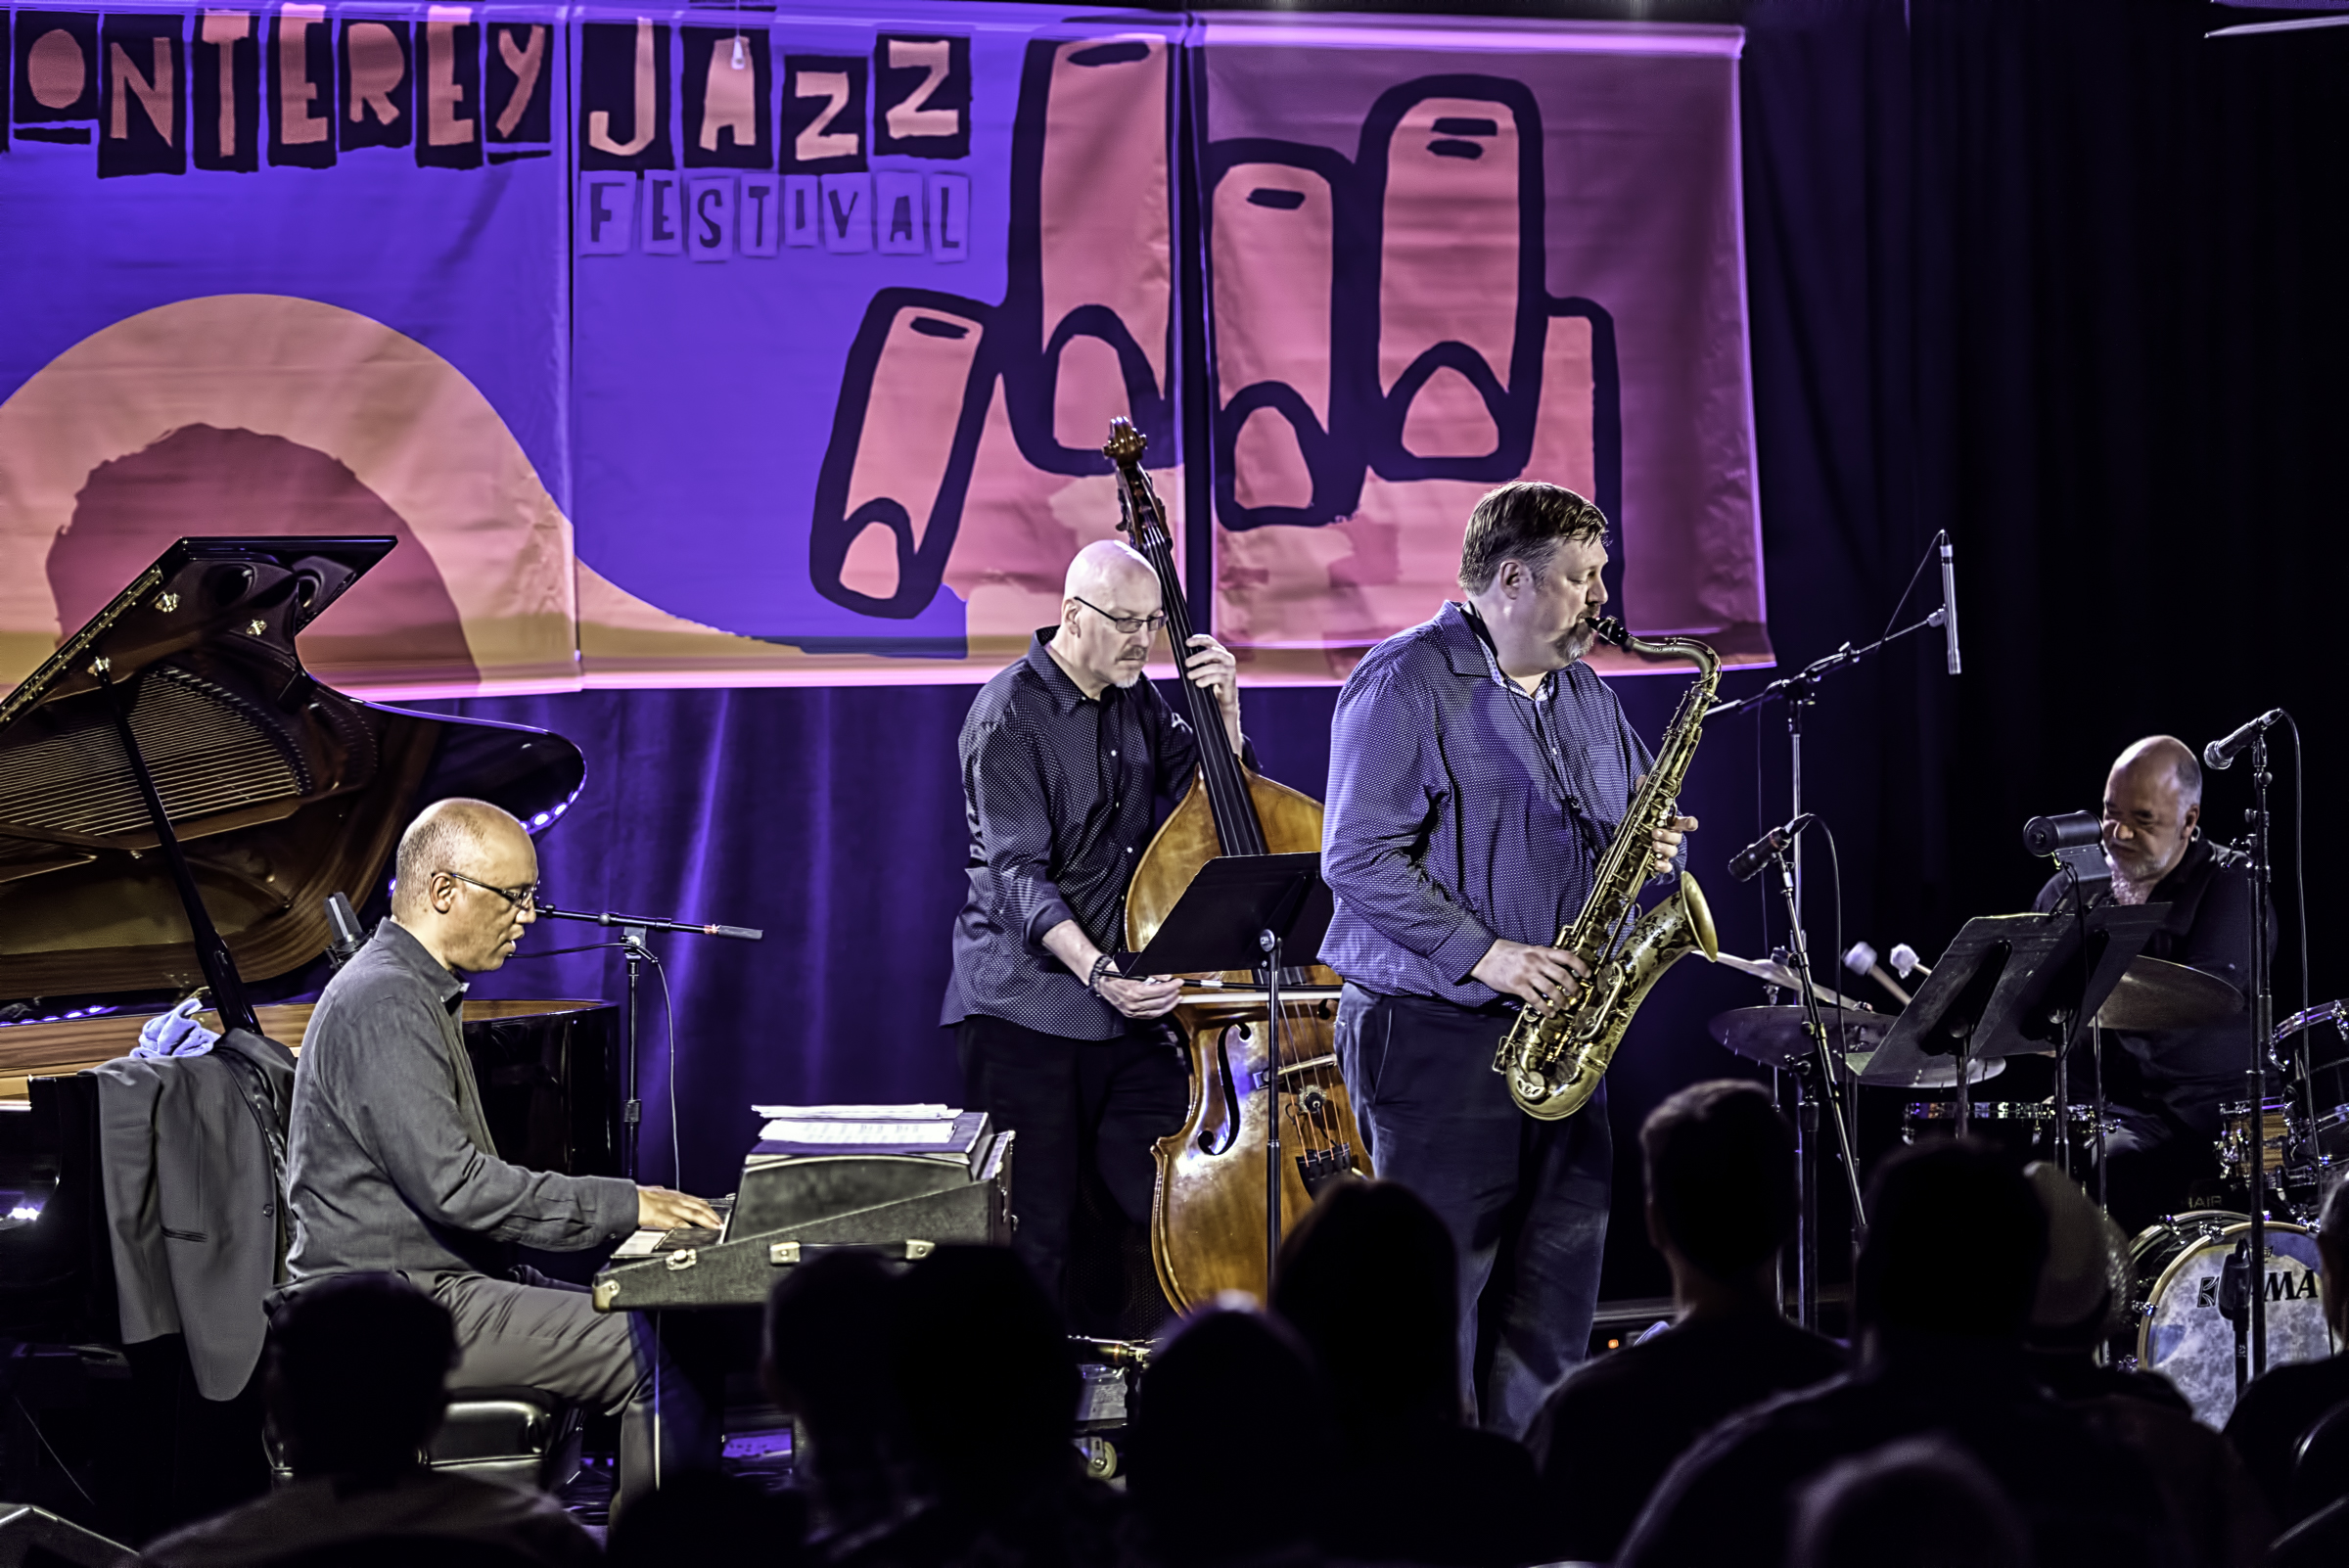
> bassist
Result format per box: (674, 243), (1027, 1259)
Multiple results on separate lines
(943, 540), (1248, 1328)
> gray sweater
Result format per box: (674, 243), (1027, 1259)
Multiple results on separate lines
(286, 920), (636, 1281)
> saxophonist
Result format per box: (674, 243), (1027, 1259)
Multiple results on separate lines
(1320, 482), (1694, 1438)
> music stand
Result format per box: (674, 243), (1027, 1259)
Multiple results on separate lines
(1868, 907), (2164, 1128)
(1124, 853), (1331, 1287)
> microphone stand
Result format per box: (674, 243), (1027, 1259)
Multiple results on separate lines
(534, 903), (763, 1181)
(1763, 841), (1868, 1329)
(2244, 732), (2277, 1379)
(1709, 604), (1947, 1314)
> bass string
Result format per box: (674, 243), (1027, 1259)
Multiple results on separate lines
(1114, 445), (1342, 1174)
(1127, 472), (1261, 849)
(1272, 989), (1349, 1160)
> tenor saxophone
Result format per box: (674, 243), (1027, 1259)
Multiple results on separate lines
(1494, 618), (1721, 1120)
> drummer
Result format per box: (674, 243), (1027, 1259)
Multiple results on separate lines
(2033, 735), (2272, 1233)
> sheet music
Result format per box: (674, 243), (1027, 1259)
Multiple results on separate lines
(759, 1119), (960, 1146)
(750, 1103), (958, 1121)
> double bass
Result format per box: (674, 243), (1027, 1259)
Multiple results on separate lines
(1101, 419), (1368, 1308)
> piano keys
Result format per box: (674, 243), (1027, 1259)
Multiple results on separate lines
(591, 1113), (1014, 1312)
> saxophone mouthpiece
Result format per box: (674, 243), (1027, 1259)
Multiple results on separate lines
(1588, 617), (1631, 650)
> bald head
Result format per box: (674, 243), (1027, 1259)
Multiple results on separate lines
(391, 799), (539, 972)
(1064, 540), (1158, 606)
(2110, 736), (2201, 808)
(2101, 736), (2202, 892)
(1049, 541), (1166, 698)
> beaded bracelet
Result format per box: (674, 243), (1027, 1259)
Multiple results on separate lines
(1087, 953), (1117, 993)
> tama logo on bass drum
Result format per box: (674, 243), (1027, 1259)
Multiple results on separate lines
(2195, 1268), (2322, 1308)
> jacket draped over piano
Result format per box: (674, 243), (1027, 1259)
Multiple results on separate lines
(93, 1027), (297, 1400)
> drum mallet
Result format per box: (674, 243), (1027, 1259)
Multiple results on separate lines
(1890, 944), (1933, 983)
(1843, 942), (1912, 1006)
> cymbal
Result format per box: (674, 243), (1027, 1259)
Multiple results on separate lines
(2095, 956), (2242, 1032)
(1847, 1047), (2007, 1089)
(1707, 1006), (1895, 1071)
(1709, 951), (1869, 1013)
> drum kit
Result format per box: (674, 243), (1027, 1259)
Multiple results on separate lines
(1706, 951), (2349, 1426)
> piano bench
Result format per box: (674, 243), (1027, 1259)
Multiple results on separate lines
(266, 1389), (583, 1494)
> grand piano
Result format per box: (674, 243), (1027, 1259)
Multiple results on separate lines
(0, 537), (617, 1352)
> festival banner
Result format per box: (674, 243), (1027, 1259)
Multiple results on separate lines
(0, 5), (1768, 697)
(1195, 15), (1770, 680)
(0, 1), (577, 696)
(568, 3), (1189, 683)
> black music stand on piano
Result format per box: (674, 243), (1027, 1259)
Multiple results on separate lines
(1867, 906), (2164, 1130)
(1123, 853), (1332, 1286)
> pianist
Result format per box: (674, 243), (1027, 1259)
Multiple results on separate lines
(284, 798), (723, 1509)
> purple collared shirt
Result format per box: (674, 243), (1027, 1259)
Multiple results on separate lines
(1318, 602), (1662, 1007)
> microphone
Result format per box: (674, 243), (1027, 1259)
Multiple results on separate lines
(1727, 812), (1816, 884)
(324, 892), (366, 969)
(2203, 710), (2284, 772)
(2023, 809), (2112, 899)
(1939, 535), (1961, 675)
(2021, 811), (2100, 856)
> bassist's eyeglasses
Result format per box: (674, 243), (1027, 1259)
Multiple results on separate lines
(1073, 597), (1169, 637)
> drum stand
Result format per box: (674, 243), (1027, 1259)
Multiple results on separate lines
(1762, 843), (1868, 1330)
(2091, 1023), (2109, 1215)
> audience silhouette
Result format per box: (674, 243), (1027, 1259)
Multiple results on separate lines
(1617, 1138), (2188, 1568)
(2019, 1162), (2270, 1567)
(140, 1272), (598, 1568)
(1126, 1307), (1333, 1568)
(604, 1469), (805, 1568)
(763, 1250), (911, 1546)
(2225, 1176), (2349, 1531)
(2268, 1402), (2349, 1566)
(1269, 1179), (1543, 1566)
(1785, 1435), (2030, 1568)
(834, 1246), (1120, 1568)
(130, 1108), (2349, 1568)
(1527, 1081), (1845, 1563)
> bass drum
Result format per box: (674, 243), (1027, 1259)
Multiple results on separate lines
(2128, 1213), (2338, 1427)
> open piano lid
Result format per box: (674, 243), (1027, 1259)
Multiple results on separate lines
(0, 536), (583, 1011)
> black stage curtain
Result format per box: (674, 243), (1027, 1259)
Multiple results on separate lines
(426, 0), (2349, 1303)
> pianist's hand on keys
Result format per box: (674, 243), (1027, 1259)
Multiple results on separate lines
(637, 1185), (723, 1232)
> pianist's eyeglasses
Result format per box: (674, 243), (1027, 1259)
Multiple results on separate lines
(438, 869), (543, 911)
(1072, 596), (1169, 637)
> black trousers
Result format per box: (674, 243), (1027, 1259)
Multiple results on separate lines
(1334, 985), (1612, 1440)
(955, 1014), (1188, 1326)
(2095, 1099), (2223, 1236)
(424, 1267), (722, 1515)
